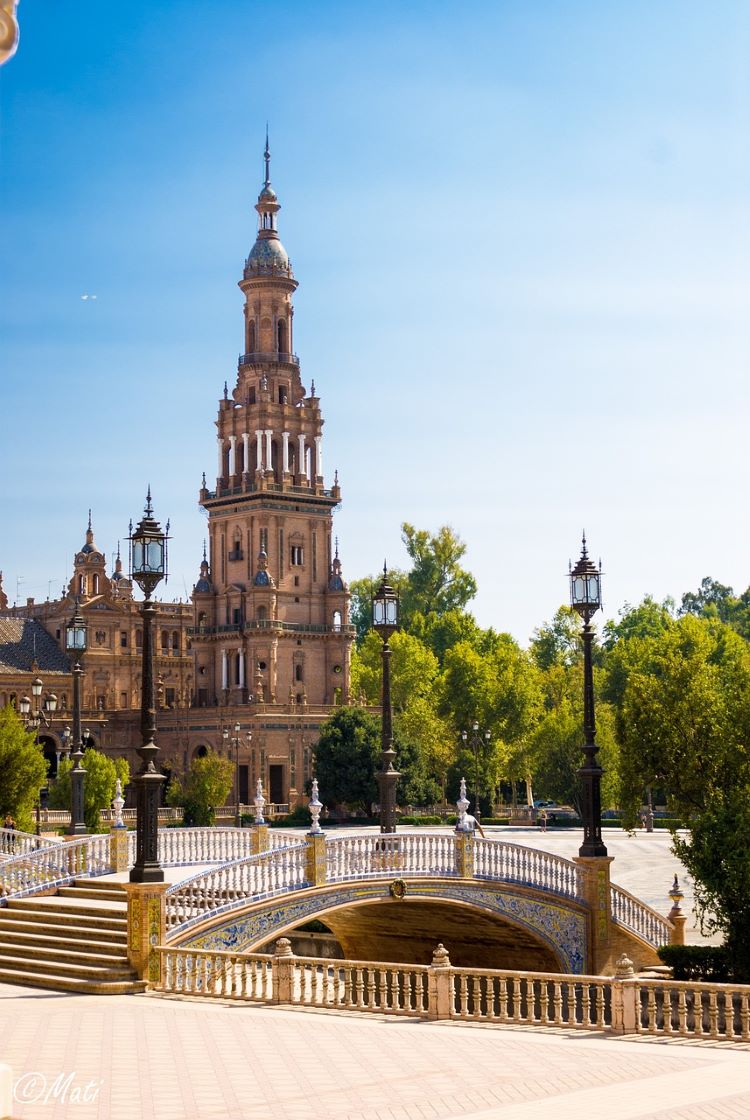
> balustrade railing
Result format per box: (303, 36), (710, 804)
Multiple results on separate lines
(154, 944), (750, 1043)
(0, 828), (61, 857)
(0, 834), (112, 899)
(156, 826), (296, 867)
(635, 977), (750, 1041)
(450, 967), (610, 1028)
(611, 884), (673, 946)
(325, 833), (458, 881)
(164, 842), (308, 933)
(474, 840), (583, 900)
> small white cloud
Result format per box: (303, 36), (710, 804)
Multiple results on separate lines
(81, 294), (88, 300)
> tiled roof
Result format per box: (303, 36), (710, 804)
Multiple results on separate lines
(0, 617), (71, 675)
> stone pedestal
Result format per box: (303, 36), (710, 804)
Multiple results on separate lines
(122, 882), (169, 984)
(573, 854), (614, 974)
(272, 938), (294, 1003)
(251, 824), (270, 854)
(109, 827), (129, 873)
(427, 944), (453, 1021)
(454, 831), (474, 878)
(305, 833), (327, 886)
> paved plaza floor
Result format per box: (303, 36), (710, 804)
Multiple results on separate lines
(0, 983), (747, 1120)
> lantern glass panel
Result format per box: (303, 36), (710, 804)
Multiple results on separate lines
(146, 540), (164, 573)
(373, 599), (385, 627)
(19, 696), (30, 716)
(588, 574), (600, 604)
(385, 599), (398, 625)
(132, 540), (146, 573)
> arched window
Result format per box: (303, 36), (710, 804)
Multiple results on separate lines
(295, 664), (303, 683)
(195, 744), (208, 759)
(161, 630), (169, 652)
(257, 605), (267, 622)
(172, 631), (180, 651)
(332, 610), (342, 632)
(78, 575), (86, 595)
(248, 320), (256, 353)
(92, 574), (100, 595)
(277, 319), (287, 355)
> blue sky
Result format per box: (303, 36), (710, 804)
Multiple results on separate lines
(2, 1), (750, 640)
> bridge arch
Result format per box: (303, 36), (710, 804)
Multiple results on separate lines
(177, 876), (588, 973)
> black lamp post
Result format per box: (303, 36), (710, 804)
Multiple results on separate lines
(223, 722), (247, 827)
(129, 489), (169, 883)
(20, 678), (58, 835)
(65, 605), (88, 836)
(569, 533), (607, 858)
(461, 720), (491, 822)
(372, 565), (399, 834)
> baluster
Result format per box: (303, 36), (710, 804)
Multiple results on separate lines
(693, 989), (704, 1037)
(722, 992), (734, 1041)
(356, 967), (365, 1010)
(646, 987), (658, 1033)
(708, 991), (719, 1039)
(740, 993), (749, 1042)
(553, 980), (563, 1026)
(458, 974), (469, 1019)
(582, 982), (591, 1027)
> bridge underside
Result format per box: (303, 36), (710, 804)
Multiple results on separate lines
(178, 878), (589, 973)
(286, 899), (560, 972)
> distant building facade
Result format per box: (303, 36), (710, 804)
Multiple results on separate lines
(1, 145), (353, 809)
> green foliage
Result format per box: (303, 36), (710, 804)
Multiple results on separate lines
(271, 804), (312, 828)
(50, 750), (130, 832)
(167, 751), (233, 826)
(314, 708), (381, 815)
(657, 944), (731, 982)
(672, 790), (750, 981)
(349, 570), (408, 646)
(399, 523), (477, 628)
(530, 607), (581, 671)
(0, 706), (50, 832)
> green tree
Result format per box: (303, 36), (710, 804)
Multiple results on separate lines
(314, 708), (381, 815)
(50, 749), (130, 832)
(672, 790), (750, 980)
(399, 523), (477, 627)
(167, 751), (233, 826)
(0, 706), (50, 832)
(530, 607), (581, 671)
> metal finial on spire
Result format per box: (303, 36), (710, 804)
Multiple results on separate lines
(87, 509), (92, 532)
(145, 486), (153, 516)
(202, 540), (207, 563)
(334, 537), (339, 559)
(223, 380), (228, 400)
(264, 125), (271, 187)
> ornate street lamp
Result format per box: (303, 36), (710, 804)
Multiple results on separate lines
(128, 488), (169, 883)
(372, 564), (399, 834)
(20, 677), (58, 835)
(569, 533), (607, 858)
(223, 722), (247, 827)
(65, 602), (88, 835)
(461, 720), (491, 823)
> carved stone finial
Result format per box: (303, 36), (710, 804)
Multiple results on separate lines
(431, 943), (451, 968)
(254, 778), (266, 825)
(615, 953), (634, 978)
(455, 777), (470, 832)
(274, 937), (293, 958)
(308, 778), (323, 835)
(112, 778), (125, 828)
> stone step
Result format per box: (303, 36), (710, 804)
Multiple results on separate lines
(0, 952), (134, 982)
(0, 941), (131, 969)
(3, 901), (127, 929)
(58, 885), (129, 903)
(0, 966), (147, 995)
(71, 878), (128, 893)
(0, 916), (126, 944)
(0, 928), (127, 956)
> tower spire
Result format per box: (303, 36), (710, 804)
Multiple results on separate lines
(264, 124), (271, 188)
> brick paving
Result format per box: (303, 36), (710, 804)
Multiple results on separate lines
(0, 985), (747, 1120)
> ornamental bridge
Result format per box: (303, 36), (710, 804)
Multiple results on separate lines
(0, 825), (680, 981)
(158, 828), (678, 977)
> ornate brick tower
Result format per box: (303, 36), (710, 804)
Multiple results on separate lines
(190, 139), (352, 805)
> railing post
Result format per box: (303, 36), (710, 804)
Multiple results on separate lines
(272, 937), (295, 1004)
(573, 854), (614, 973)
(427, 943), (453, 1021)
(668, 875), (687, 946)
(305, 833), (327, 886)
(122, 882), (169, 985)
(454, 831), (474, 878)
(109, 827), (129, 873)
(610, 953), (638, 1034)
(251, 824), (270, 855)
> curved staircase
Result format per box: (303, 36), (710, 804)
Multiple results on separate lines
(0, 879), (146, 994)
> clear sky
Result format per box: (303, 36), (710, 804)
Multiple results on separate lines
(2, 1), (749, 643)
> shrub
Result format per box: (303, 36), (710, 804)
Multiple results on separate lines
(657, 944), (731, 982)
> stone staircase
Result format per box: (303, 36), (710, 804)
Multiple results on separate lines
(0, 879), (147, 994)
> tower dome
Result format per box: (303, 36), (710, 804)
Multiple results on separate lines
(243, 131), (294, 281)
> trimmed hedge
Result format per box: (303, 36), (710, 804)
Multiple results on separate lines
(657, 944), (730, 982)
